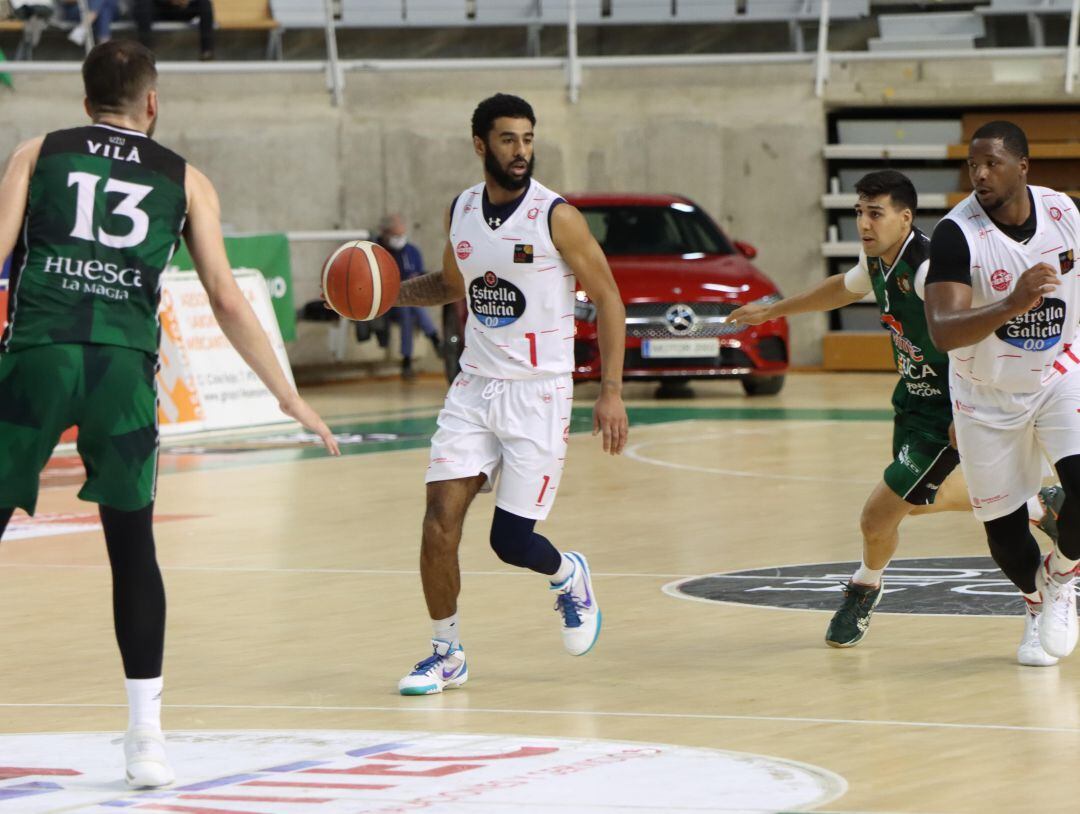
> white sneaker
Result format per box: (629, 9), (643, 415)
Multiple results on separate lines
(1017, 610), (1059, 666)
(398, 639), (468, 696)
(67, 24), (87, 47)
(1035, 554), (1079, 659)
(124, 727), (174, 788)
(551, 551), (601, 656)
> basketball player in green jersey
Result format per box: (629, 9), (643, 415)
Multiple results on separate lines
(0, 41), (340, 787)
(731, 170), (1061, 661)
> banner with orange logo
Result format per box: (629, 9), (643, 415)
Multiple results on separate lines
(158, 269), (295, 435)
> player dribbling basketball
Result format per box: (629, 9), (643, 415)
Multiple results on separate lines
(390, 93), (629, 695)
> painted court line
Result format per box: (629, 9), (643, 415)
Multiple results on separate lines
(0, 702), (1072, 736)
(625, 435), (879, 485)
(0, 563), (696, 578)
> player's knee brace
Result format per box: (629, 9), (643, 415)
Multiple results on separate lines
(984, 504), (1041, 594)
(489, 507), (561, 575)
(1053, 454), (1080, 559)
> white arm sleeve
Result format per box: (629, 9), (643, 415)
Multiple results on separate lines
(913, 259), (929, 300)
(842, 248), (872, 295)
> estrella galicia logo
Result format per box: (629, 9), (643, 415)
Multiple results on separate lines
(995, 296), (1066, 352)
(665, 557), (1028, 616)
(469, 271), (526, 328)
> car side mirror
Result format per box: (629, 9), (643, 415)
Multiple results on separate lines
(734, 240), (757, 260)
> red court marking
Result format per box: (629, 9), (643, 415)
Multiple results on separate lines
(245, 780), (393, 790)
(372, 746), (557, 762)
(0, 767), (81, 780)
(305, 764), (478, 778)
(138, 805), (267, 814)
(182, 794), (333, 804)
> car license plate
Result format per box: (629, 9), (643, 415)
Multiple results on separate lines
(641, 338), (719, 358)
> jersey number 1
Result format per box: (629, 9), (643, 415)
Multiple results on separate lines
(525, 332), (538, 367)
(68, 171), (153, 250)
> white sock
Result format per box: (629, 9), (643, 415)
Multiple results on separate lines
(432, 614), (460, 647)
(550, 553), (575, 586)
(851, 562), (885, 587)
(1048, 549), (1080, 584)
(126, 677), (163, 733)
(1027, 496), (1046, 524)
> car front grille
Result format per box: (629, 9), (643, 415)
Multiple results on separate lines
(625, 301), (744, 338)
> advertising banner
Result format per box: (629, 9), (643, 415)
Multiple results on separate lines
(157, 269), (295, 435)
(171, 233), (297, 341)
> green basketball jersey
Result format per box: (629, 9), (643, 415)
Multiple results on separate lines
(865, 228), (952, 436)
(2, 124), (188, 355)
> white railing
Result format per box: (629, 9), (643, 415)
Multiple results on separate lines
(5, 2), (1079, 101)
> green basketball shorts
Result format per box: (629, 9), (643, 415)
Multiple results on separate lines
(884, 413), (960, 506)
(0, 343), (159, 515)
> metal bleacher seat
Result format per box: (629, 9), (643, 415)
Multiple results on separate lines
(339, 0), (405, 27)
(402, 0), (469, 26)
(869, 10), (985, 51)
(604, 1), (675, 23)
(269, 0), (329, 28)
(539, 0), (605, 24)
(745, 0), (868, 20)
(473, 0), (543, 25)
(674, 0), (738, 21)
(976, 0), (1072, 47)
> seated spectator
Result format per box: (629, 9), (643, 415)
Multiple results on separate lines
(133, 0), (214, 60)
(378, 213), (440, 380)
(57, 0), (119, 46)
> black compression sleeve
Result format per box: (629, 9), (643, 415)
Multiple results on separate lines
(927, 219), (972, 286)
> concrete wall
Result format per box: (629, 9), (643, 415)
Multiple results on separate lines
(0, 54), (1069, 368)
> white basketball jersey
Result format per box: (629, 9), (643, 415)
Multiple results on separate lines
(942, 186), (1080, 395)
(451, 179), (577, 380)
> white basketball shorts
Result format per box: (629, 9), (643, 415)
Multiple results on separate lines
(953, 363), (1080, 521)
(426, 372), (573, 520)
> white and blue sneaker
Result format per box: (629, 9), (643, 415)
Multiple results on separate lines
(551, 551), (601, 656)
(398, 639), (468, 696)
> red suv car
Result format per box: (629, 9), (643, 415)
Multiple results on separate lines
(442, 193), (789, 395)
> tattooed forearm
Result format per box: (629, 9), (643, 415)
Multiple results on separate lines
(395, 271), (459, 307)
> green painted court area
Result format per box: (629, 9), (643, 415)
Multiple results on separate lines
(152, 404), (895, 475)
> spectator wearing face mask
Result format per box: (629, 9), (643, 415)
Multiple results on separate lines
(378, 213), (440, 380)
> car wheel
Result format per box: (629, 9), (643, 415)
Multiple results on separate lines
(442, 304), (464, 384)
(655, 380), (694, 399)
(742, 374), (785, 396)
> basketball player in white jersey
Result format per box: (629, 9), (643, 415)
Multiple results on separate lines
(925, 120), (1080, 663)
(390, 94), (628, 694)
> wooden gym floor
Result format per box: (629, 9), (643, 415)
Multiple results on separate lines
(0, 372), (1072, 813)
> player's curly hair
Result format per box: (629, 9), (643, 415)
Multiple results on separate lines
(471, 94), (536, 141)
(854, 170), (918, 214)
(971, 120), (1029, 159)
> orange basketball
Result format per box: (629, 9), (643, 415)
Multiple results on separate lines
(320, 240), (401, 321)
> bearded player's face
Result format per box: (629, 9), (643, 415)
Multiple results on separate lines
(968, 138), (1027, 214)
(477, 117), (535, 192)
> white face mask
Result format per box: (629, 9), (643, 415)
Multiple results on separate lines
(387, 234), (408, 251)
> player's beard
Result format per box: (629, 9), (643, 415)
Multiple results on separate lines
(486, 150), (534, 192)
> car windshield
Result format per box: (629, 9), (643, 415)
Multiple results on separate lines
(578, 204), (735, 257)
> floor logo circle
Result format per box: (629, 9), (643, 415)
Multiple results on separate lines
(0, 729), (845, 813)
(665, 556), (1028, 617)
